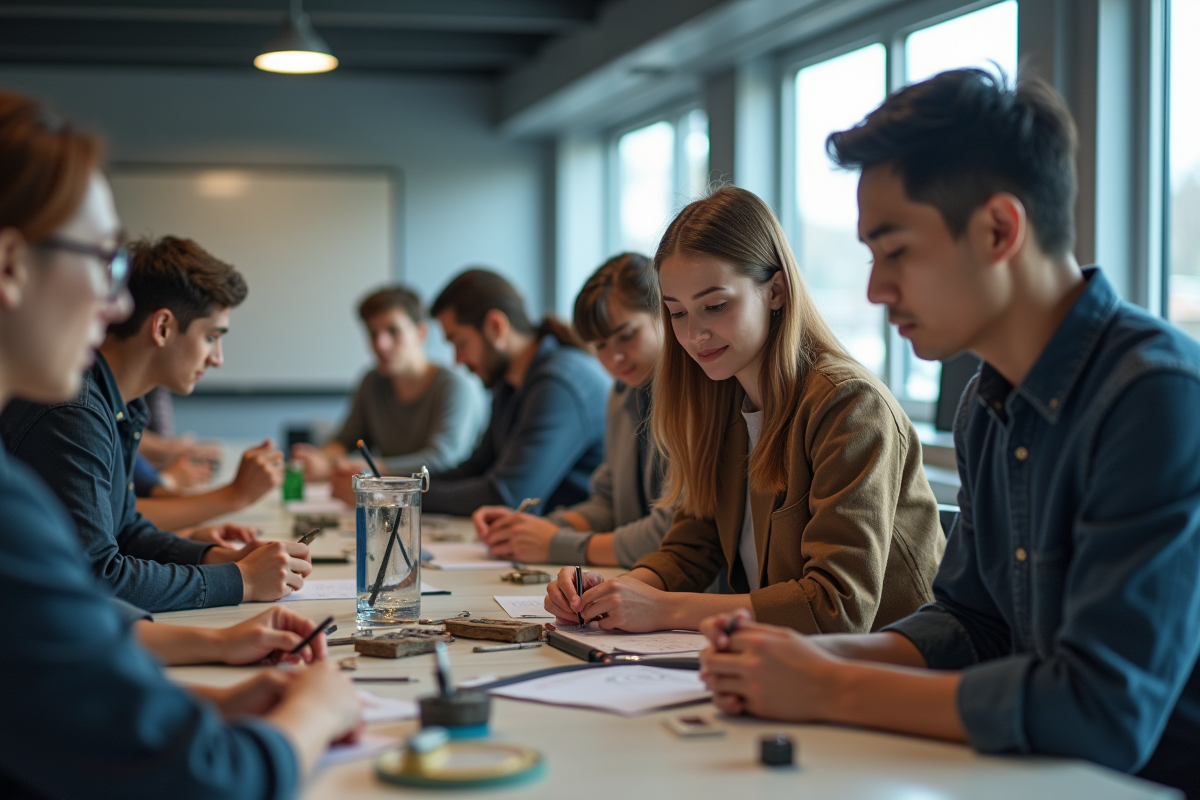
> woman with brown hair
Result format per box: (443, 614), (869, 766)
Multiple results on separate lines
(474, 252), (675, 566)
(545, 186), (943, 633)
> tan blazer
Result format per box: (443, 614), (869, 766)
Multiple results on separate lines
(633, 354), (944, 633)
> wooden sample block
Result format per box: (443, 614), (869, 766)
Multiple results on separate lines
(355, 629), (451, 659)
(443, 618), (545, 643)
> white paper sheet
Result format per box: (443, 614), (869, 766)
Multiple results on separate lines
(318, 733), (399, 768)
(283, 499), (352, 515)
(550, 625), (708, 655)
(490, 665), (710, 716)
(278, 578), (447, 602)
(493, 595), (554, 619)
(356, 689), (418, 724)
(423, 542), (511, 570)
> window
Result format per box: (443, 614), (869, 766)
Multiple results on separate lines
(896, 0), (1019, 402)
(789, 1), (1017, 409)
(794, 44), (888, 376)
(613, 109), (709, 258)
(1167, 0), (1200, 339)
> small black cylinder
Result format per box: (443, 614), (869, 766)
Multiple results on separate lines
(760, 733), (795, 767)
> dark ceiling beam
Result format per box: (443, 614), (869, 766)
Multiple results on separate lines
(0, 0), (599, 33)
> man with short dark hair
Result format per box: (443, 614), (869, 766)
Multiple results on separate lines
(293, 284), (485, 490)
(0, 235), (312, 612)
(422, 268), (610, 516)
(696, 69), (1200, 797)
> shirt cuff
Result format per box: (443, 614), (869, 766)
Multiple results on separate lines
(110, 597), (153, 626)
(881, 605), (980, 670)
(201, 562), (245, 607)
(548, 529), (593, 565)
(162, 535), (216, 565)
(957, 653), (1034, 754)
(233, 718), (301, 800)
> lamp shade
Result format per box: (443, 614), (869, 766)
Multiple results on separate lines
(255, 11), (337, 74)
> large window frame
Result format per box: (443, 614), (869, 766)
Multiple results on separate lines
(605, 103), (709, 259)
(779, 0), (1017, 422)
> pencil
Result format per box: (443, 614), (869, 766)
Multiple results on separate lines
(290, 614), (335, 655)
(356, 439), (382, 478)
(296, 527), (322, 545)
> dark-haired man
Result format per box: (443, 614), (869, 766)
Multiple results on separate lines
(295, 284), (484, 486)
(697, 69), (1200, 797)
(419, 268), (609, 516)
(0, 236), (312, 612)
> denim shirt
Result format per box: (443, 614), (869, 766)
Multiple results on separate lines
(885, 269), (1200, 795)
(0, 354), (243, 611)
(423, 334), (610, 515)
(0, 444), (297, 800)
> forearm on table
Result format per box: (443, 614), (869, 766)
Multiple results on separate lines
(137, 484), (246, 531)
(135, 620), (221, 666)
(814, 631), (930, 668)
(663, 591), (754, 630)
(823, 659), (966, 743)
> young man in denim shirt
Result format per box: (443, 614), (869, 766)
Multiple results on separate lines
(0, 236), (311, 612)
(696, 70), (1200, 797)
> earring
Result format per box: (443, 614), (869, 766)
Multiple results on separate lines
(771, 308), (782, 319)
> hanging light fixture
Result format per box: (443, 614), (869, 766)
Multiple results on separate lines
(254, 0), (338, 74)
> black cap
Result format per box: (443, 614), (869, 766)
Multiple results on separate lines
(760, 733), (795, 767)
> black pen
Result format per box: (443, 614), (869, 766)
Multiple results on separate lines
(297, 527), (322, 545)
(721, 615), (740, 652)
(356, 439), (383, 478)
(290, 615), (335, 655)
(574, 566), (585, 625)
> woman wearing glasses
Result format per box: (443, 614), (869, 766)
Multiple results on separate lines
(0, 90), (359, 799)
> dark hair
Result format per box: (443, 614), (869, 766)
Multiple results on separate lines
(358, 284), (423, 325)
(0, 90), (103, 243)
(107, 235), (248, 340)
(431, 267), (582, 349)
(826, 69), (1078, 257)
(573, 253), (655, 342)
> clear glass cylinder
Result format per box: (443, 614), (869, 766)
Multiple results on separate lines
(354, 472), (426, 629)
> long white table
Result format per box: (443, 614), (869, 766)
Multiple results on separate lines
(154, 482), (1178, 800)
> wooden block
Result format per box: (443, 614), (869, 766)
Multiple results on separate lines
(443, 618), (545, 643)
(355, 629), (451, 659)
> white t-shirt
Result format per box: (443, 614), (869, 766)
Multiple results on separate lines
(740, 404), (765, 591)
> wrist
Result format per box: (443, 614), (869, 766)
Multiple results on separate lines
(818, 654), (860, 725)
(220, 480), (252, 509)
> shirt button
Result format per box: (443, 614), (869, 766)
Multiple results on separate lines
(1048, 398), (1059, 409)
(134, 431), (141, 440)
(127, 482), (134, 492)
(1015, 548), (1028, 562)
(1015, 446), (1029, 461)
(115, 411), (124, 421)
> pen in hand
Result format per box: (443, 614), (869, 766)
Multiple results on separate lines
(721, 615), (740, 652)
(574, 566), (585, 626)
(289, 615), (335, 656)
(296, 527), (322, 545)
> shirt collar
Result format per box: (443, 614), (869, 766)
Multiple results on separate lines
(92, 352), (150, 429)
(977, 267), (1119, 424)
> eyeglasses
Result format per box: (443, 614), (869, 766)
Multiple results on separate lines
(34, 236), (130, 301)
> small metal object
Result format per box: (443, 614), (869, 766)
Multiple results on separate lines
(419, 611), (470, 625)
(501, 569), (551, 585)
(760, 733), (795, 767)
(512, 497), (541, 515)
(472, 642), (543, 653)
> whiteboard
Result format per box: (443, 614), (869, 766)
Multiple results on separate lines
(109, 166), (397, 390)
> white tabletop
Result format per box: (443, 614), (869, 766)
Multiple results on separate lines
(155, 483), (1178, 800)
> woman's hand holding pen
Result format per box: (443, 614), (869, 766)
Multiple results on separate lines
(214, 607), (329, 665)
(545, 566), (604, 624)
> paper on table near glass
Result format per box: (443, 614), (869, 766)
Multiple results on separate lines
(357, 689), (418, 724)
(493, 595), (554, 619)
(279, 578), (448, 602)
(550, 623), (708, 655)
(318, 733), (399, 769)
(423, 541), (512, 570)
(489, 665), (710, 716)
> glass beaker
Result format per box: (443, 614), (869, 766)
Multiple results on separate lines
(354, 469), (428, 629)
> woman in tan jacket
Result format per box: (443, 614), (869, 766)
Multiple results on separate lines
(545, 186), (944, 634)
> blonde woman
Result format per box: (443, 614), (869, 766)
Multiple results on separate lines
(545, 187), (943, 633)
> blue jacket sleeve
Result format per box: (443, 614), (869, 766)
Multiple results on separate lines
(957, 373), (1200, 771)
(422, 376), (596, 515)
(13, 404), (243, 612)
(0, 468), (297, 800)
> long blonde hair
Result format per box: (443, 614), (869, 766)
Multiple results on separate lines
(652, 187), (848, 518)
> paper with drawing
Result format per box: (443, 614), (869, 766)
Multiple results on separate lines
(494, 595), (553, 619)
